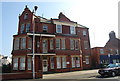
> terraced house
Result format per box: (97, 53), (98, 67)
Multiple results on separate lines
(11, 6), (91, 78)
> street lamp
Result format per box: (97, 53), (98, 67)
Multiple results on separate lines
(32, 6), (38, 79)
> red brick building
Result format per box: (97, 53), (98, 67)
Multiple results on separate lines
(11, 6), (91, 78)
(92, 31), (120, 68)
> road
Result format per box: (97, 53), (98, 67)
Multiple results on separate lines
(3, 69), (120, 81)
(43, 69), (119, 79)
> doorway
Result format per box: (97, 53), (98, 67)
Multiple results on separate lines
(43, 60), (48, 72)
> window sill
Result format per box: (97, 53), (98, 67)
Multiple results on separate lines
(20, 68), (25, 70)
(86, 64), (89, 65)
(13, 69), (18, 70)
(72, 67), (81, 68)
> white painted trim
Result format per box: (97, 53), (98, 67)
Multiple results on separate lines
(27, 53), (56, 56)
(27, 33), (55, 37)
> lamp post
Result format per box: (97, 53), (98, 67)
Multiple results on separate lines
(32, 6), (38, 79)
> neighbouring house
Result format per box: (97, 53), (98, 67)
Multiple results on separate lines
(0, 55), (12, 66)
(92, 31), (120, 68)
(11, 6), (91, 79)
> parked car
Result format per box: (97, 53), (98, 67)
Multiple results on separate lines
(98, 63), (120, 77)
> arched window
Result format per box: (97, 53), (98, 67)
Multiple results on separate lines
(24, 13), (28, 19)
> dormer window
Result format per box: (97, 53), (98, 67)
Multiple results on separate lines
(70, 26), (75, 34)
(24, 13), (28, 19)
(56, 24), (62, 33)
(43, 25), (48, 32)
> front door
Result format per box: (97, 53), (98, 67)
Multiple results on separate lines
(42, 39), (48, 53)
(43, 60), (48, 72)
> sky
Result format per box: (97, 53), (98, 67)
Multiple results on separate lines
(1, 0), (119, 56)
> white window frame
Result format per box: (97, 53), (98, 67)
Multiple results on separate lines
(72, 57), (75, 68)
(56, 39), (60, 49)
(24, 13), (28, 19)
(43, 25), (48, 32)
(20, 24), (24, 33)
(28, 38), (32, 49)
(57, 57), (61, 69)
(50, 56), (54, 69)
(14, 38), (19, 50)
(75, 40), (79, 50)
(61, 39), (65, 49)
(20, 57), (25, 70)
(21, 38), (26, 49)
(100, 49), (104, 54)
(76, 57), (80, 67)
(83, 30), (87, 36)
(27, 57), (31, 70)
(70, 39), (74, 50)
(50, 39), (54, 50)
(26, 23), (30, 32)
(85, 56), (89, 64)
(56, 24), (62, 33)
(62, 57), (66, 68)
(70, 26), (76, 34)
(13, 57), (18, 70)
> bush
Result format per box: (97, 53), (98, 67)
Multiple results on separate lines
(2, 64), (11, 73)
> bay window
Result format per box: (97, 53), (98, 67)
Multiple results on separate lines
(13, 57), (18, 70)
(75, 40), (79, 50)
(21, 38), (26, 49)
(20, 24), (24, 33)
(27, 57), (31, 70)
(62, 57), (66, 68)
(61, 39), (65, 49)
(72, 56), (80, 68)
(28, 38), (32, 49)
(26, 23), (30, 32)
(14, 38), (19, 50)
(70, 39), (75, 50)
(72, 57), (75, 67)
(50, 57), (54, 69)
(56, 39), (60, 49)
(76, 57), (80, 67)
(57, 57), (61, 69)
(50, 39), (54, 50)
(20, 57), (25, 70)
